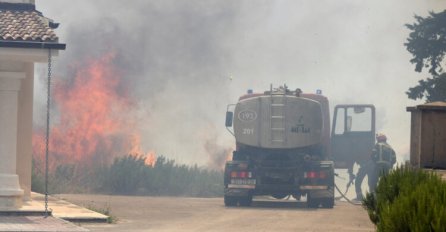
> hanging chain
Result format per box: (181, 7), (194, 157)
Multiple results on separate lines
(44, 48), (52, 217)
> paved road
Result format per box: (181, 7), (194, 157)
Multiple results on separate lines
(57, 194), (374, 232)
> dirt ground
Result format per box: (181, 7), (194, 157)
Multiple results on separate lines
(56, 194), (375, 232)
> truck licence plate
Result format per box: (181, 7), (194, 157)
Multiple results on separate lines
(230, 178), (256, 185)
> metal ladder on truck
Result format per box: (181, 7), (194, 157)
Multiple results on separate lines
(270, 85), (287, 145)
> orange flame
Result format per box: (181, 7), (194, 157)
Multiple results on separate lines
(144, 151), (157, 167)
(33, 52), (154, 168)
(128, 134), (157, 167)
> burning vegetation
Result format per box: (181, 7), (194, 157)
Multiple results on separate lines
(33, 52), (155, 170)
(31, 51), (224, 196)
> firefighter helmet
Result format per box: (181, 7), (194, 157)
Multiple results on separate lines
(376, 133), (387, 142)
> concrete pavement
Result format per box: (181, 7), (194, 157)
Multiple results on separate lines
(0, 192), (108, 231)
(0, 216), (88, 232)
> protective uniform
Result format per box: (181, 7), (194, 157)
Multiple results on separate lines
(369, 134), (396, 193)
(353, 159), (374, 201)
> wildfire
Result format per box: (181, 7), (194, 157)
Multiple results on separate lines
(128, 134), (157, 167)
(33, 52), (155, 168)
(144, 151), (157, 167)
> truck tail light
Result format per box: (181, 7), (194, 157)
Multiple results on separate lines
(305, 171), (317, 178)
(305, 171), (327, 179)
(231, 171), (237, 178)
(240, 172), (247, 178)
(230, 171), (252, 179)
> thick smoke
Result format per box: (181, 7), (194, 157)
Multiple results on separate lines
(34, 0), (445, 167)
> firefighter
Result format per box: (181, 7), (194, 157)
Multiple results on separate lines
(351, 158), (374, 201)
(369, 133), (396, 193)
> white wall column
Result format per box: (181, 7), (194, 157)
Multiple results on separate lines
(17, 63), (34, 201)
(0, 71), (25, 209)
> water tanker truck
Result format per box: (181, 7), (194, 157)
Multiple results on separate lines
(224, 85), (375, 208)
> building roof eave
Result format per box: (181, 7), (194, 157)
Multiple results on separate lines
(0, 41), (66, 50)
(407, 101), (446, 112)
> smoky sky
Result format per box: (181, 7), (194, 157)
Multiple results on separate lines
(34, 0), (445, 166)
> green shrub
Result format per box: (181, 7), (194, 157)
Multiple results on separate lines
(86, 203), (118, 224)
(363, 165), (446, 231)
(379, 178), (446, 231)
(33, 154), (224, 197)
(103, 155), (149, 194)
(142, 156), (223, 197)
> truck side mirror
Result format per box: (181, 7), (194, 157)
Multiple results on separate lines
(225, 112), (233, 127)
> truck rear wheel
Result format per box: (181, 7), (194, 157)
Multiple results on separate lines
(239, 195), (253, 207)
(224, 196), (238, 207)
(321, 186), (335, 208)
(224, 195), (252, 207)
(321, 198), (334, 208)
(307, 195), (320, 208)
